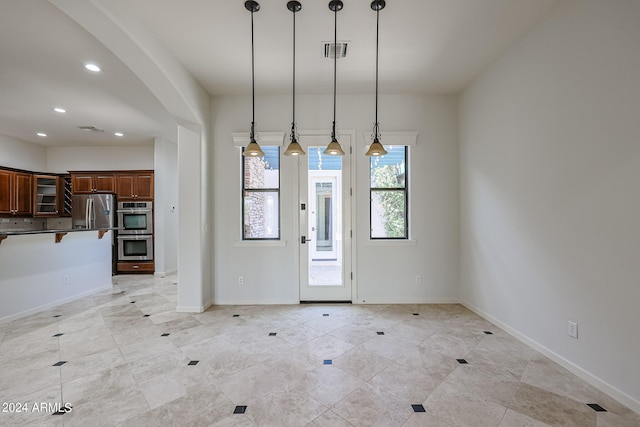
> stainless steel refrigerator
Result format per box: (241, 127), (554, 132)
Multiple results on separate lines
(72, 194), (115, 229)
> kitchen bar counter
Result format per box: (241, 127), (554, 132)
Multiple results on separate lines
(0, 227), (119, 244)
(0, 226), (119, 236)
(0, 230), (113, 321)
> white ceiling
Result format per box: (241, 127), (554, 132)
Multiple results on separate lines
(0, 0), (559, 147)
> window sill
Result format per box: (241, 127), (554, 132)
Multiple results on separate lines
(363, 239), (417, 247)
(234, 240), (287, 247)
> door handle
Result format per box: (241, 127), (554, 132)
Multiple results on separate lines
(301, 236), (313, 244)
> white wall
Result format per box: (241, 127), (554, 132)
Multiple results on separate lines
(212, 93), (459, 304)
(0, 135), (46, 171)
(153, 138), (178, 276)
(46, 145), (154, 173)
(459, 0), (640, 409)
(0, 231), (112, 321)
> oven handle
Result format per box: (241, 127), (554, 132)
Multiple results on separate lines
(116, 235), (153, 240)
(117, 209), (152, 213)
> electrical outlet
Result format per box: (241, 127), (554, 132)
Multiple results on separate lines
(63, 275), (70, 286)
(568, 320), (578, 338)
(415, 275), (422, 285)
(238, 276), (244, 285)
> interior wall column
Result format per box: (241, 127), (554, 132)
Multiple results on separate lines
(177, 124), (206, 311)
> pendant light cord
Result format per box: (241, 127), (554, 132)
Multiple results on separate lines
(251, 8), (256, 141)
(332, 4), (337, 139)
(292, 8), (296, 137)
(374, 6), (379, 134)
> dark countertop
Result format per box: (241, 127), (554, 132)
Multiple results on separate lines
(0, 227), (119, 236)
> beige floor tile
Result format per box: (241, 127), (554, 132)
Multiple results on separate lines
(217, 363), (295, 403)
(275, 324), (326, 346)
(63, 386), (150, 427)
(333, 347), (393, 381)
(401, 412), (453, 427)
(423, 382), (508, 427)
(287, 365), (364, 406)
(0, 364), (61, 402)
(211, 414), (258, 426)
(509, 383), (597, 427)
(442, 364), (521, 407)
(118, 335), (181, 363)
(306, 410), (355, 427)
(371, 362), (445, 404)
(332, 383), (414, 427)
(127, 351), (189, 383)
(245, 388), (327, 427)
(521, 358), (600, 403)
(59, 335), (120, 360)
(499, 409), (553, 426)
(138, 372), (187, 409)
(1, 273), (637, 426)
(60, 348), (126, 383)
(300, 334), (355, 360)
(303, 316), (349, 333)
(0, 384), (62, 426)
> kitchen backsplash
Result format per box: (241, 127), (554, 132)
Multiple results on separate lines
(0, 217), (72, 232)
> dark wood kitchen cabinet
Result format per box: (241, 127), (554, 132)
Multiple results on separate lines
(116, 172), (154, 201)
(33, 174), (60, 217)
(0, 169), (33, 216)
(71, 172), (116, 194)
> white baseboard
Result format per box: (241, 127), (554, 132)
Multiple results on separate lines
(212, 299), (299, 305)
(0, 285), (112, 324)
(356, 297), (460, 305)
(460, 299), (640, 414)
(176, 305), (207, 313)
(154, 269), (177, 278)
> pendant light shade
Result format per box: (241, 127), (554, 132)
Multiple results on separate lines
(284, 138), (305, 156)
(365, 0), (388, 157)
(366, 136), (387, 156)
(242, 0), (265, 158)
(284, 1), (306, 157)
(324, 0), (345, 156)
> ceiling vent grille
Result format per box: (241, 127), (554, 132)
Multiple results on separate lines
(323, 41), (349, 59)
(78, 126), (104, 133)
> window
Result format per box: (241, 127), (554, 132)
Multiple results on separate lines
(242, 146), (280, 240)
(370, 146), (408, 239)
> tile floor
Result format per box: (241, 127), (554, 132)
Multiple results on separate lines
(1, 274), (638, 426)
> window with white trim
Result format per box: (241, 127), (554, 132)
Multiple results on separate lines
(370, 145), (408, 239)
(242, 146), (280, 240)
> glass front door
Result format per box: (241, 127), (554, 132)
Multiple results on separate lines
(298, 134), (352, 301)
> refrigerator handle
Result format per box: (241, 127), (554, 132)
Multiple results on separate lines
(85, 197), (90, 229)
(90, 198), (95, 229)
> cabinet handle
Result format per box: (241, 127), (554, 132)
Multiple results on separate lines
(132, 265), (139, 269)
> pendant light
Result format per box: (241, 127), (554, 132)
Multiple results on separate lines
(324, 0), (345, 156)
(366, 0), (388, 157)
(243, 0), (265, 157)
(284, 1), (305, 156)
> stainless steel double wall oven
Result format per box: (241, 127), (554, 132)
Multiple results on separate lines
(116, 201), (153, 261)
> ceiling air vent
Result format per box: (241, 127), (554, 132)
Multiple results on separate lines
(323, 41), (349, 59)
(78, 126), (104, 133)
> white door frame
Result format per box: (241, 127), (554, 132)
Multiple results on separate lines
(289, 130), (356, 302)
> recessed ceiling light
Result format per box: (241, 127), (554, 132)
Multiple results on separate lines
(84, 63), (101, 72)
(37, 132), (47, 137)
(114, 132), (124, 137)
(52, 107), (66, 113)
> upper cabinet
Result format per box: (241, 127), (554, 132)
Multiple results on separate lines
(116, 172), (154, 201)
(33, 175), (60, 217)
(71, 173), (116, 194)
(31, 175), (71, 217)
(0, 169), (33, 216)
